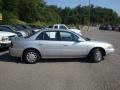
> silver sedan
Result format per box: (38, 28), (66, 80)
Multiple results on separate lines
(9, 29), (115, 64)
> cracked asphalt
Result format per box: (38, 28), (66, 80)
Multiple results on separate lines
(0, 27), (120, 90)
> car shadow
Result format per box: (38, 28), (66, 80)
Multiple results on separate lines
(40, 58), (93, 63)
(0, 53), (22, 63)
(0, 48), (9, 52)
(0, 52), (94, 64)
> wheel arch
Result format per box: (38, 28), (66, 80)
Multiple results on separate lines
(22, 48), (41, 59)
(88, 47), (106, 57)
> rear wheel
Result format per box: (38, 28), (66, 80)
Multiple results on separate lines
(90, 49), (103, 62)
(23, 50), (40, 64)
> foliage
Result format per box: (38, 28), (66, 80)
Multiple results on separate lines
(17, 0), (43, 23)
(30, 21), (46, 26)
(60, 5), (120, 25)
(41, 5), (61, 24)
(0, 0), (120, 25)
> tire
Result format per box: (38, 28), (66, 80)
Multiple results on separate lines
(90, 49), (103, 62)
(23, 50), (40, 64)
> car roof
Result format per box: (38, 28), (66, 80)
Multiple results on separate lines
(39, 29), (79, 36)
(40, 29), (72, 32)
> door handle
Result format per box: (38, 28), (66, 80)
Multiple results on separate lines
(64, 45), (68, 46)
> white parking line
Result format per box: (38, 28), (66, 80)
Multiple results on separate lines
(0, 51), (9, 55)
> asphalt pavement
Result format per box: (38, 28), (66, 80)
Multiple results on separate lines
(0, 27), (120, 90)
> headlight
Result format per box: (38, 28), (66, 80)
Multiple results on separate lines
(2, 36), (9, 41)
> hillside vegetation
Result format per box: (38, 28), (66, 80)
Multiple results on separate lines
(0, 0), (120, 25)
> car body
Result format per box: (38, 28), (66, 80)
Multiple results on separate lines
(99, 24), (112, 31)
(29, 25), (46, 30)
(112, 25), (120, 31)
(0, 31), (17, 48)
(118, 26), (120, 32)
(0, 25), (27, 37)
(9, 29), (115, 64)
(12, 25), (34, 36)
(68, 26), (81, 34)
(19, 24), (40, 32)
(47, 24), (82, 35)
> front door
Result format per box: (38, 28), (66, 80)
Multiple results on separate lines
(59, 31), (87, 58)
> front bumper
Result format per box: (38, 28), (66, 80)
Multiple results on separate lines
(9, 47), (23, 57)
(105, 48), (115, 55)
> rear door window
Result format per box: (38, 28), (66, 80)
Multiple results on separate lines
(37, 31), (59, 41)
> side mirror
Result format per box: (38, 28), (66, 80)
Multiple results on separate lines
(85, 38), (91, 41)
(75, 38), (84, 42)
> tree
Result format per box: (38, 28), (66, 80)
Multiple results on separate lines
(41, 6), (61, 24)
(0, 0), (2, 11)
(1, 0), (19, 12)
(18, 0), (45, 23)
(0, 0), (120, 25)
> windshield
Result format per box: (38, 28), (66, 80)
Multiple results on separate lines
(81, 35), (91, 41)
(12, 25), (25, 30)
(75, 32), (91, 41)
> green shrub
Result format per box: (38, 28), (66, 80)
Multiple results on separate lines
(0, 18), (26, 25)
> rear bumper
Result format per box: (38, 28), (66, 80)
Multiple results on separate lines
(9, 47), (23, 57)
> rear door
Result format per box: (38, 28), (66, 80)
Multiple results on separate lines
(36, 31), (61, 58)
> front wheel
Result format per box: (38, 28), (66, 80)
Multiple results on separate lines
(90, 49), (103, 62)
(23, 50), (40, 64)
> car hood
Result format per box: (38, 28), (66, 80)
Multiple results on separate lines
(86, 40), (113, 48)
(89, 40), (109, 43)
(17, 30), (25, 33)
(69, 29), (82, 35)
(70, 29), (80, 32)
(0, 31), (17, 37)
(17, 31), (27, 37)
